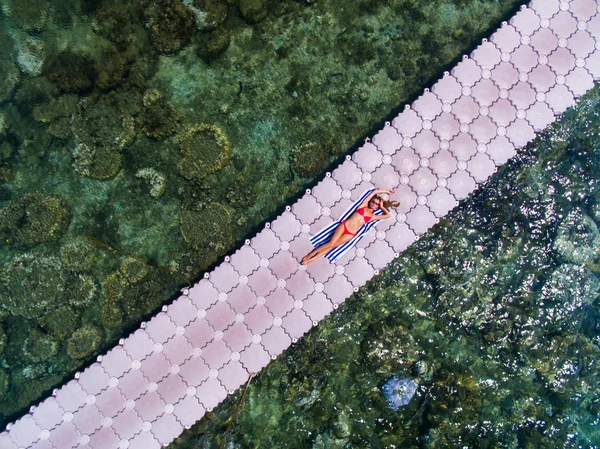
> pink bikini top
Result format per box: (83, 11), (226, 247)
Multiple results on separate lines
(356, 207), (372, 223)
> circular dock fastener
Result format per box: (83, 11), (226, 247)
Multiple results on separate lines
(165, 404), (175, 414)
(482, 69), (491, 79)
(422, 120), (432, 130)
(442, 102), (452, 113)
(142, 421), (153, 432)
(540, 18), (550, 28)
(97, 355), (103, 362)
(235, 313), (245, 323)
(103, 417), (113, 427)
(265, 223), (271, 229)
(79, 435), (90, 445)
(519, 73), (528, 82)
(273, 317), (283, 327)
(516, 109), (527, 119)
(197, 309), (206, 319)
(459, 123), (470, 133)
(224, 256), (230, 262)
(63, 412), (74, 422)
(417, 195), (428, 205)
(131, 360), (141, 370)
(335, 265), (345, 275)
(497, 126), (507, 136)
(400, 175), (410, 185)
(440, 139), (450, 150)
(577, 21), (587, 31)
(204, 273), (209, 279)
(119, 440), (130, 449)
(218, 292), (228, 302)
(141, 322), (146, 329)
(556, 75), (566, 85)
(153, 343), (163, 353)
(315, 282), (324, 292)
(420, 158), (430, 168)
(209, 369), (219, 379)
(520, 35), (530, 45)
(280, 241), (290, 251)
(326, 172), (331, 177)
(292, 338), (298, 343)
(75, 372), (80, 379)
(256, 296), (266, 305)
(170, 365), (180, 375)
(186, 386), (196, 397)
(321, 207), (331, 216)
(538, 55), (548, 65)
(214, 331), (224, 340)
(239, 275), (248, 285)
(480, 106), (489, 116)
(333, 304), (339, 310)
(39, 430), (50, 440)
(162, 305), (168, 312)
(499, 89), (509, 99)
(175, 326), (185, 336)
(293, 300), (303, 310)
(559, 1), (568, 11)
(501, 52), (511, 62)
(192, 347), (202, 357)
(301, 224), (311, 234)
(342, 189), (352, 199)
(397, 213), (407, 222)
(126, 399), (136, 409)
(277, 279), (287, 288)
(356, 248), (366, 258)
(382, 155), (392, 165)
(260, 258), (269, 268)
(402, 137), (413, 147)
(576, 58), (585, 68)
(353, 287), (359, 292)
(306, 189), (311, 194)
(461, 86), (471, 96)
(361, 172), (372, 182)
(109, 377), (119, 388)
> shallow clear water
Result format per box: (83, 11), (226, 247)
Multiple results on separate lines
(167, 85), (600, 448)
(1, 0), (599, 447)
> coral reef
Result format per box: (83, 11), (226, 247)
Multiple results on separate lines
(41, 306), (81, 339)
(179, 202), (234, 263)
(71, 90), (141, 178)
(178, 124), (231, 179)
(290, 141), (330, 177)
(32, 94), (78, 140)
(68, 273), (98, 308)
(135, 168), (166, 198)
(67, 325), (104, 360)
(43, 51), (97, 94)
(6, 0), (51, 32)
(139, 0), (195, 54)
(137, 89), (181, 140)
(23, 328), (58, 362)
(0, 60), (20, 104)
(196, 28), (231, 62)
(119, 256), (150, 283)
(94, 45), (135, 91)
(13, 77), (59, 116)
(0, 325), (6, 355)
(183, 0), (228, 31)
(0, 369), (8, 402)
(237, 0), (271, 23)
(60, 236), (107, 273)
(92, 2), (140, 47)
(0, 255), (68, 319)
(0, 192), (69, 247)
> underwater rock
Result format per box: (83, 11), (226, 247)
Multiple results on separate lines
(72, 139), (122, 180)
(179, 124), (232, 179)
(15, 36), (47, 76)
(41, 306), (81, 339)
(180, 202), (235, 257)
(24, 328), (58, 363)
(0, 255), (68, 319)
(238, 0), (271, 24)
(6, 0), (51, 32)
(43, 51), (97, 94)
(135, 168), (166, 198)
(0, 60), (20, 104)
(196, 28), (231, 62)
(140, 0), (196, 54)
(137, 89), (181, 140)
(331, 410), (351, 438)
(381, 377), (418, 409)
(67, 325), (104, 360)
(0, 192), (69, 247)
(0, 368), (9, 402)
(290, 141), (330, 177)
(183, 0), (228, 31)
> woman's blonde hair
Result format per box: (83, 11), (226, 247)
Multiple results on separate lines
(374, 195), (400, 209)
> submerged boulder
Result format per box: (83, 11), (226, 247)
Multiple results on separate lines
(179, 124), (231, 179)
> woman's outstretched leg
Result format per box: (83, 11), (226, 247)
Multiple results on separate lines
(301, 225), (353, 265)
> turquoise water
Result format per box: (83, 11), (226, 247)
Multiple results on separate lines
(2, 0), (599, 447)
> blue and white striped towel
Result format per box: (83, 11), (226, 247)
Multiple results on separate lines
(309, 188), (384, 263)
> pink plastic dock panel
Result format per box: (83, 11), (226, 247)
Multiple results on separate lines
(3, 1), (599, 448)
